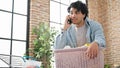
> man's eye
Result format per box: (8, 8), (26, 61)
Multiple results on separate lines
(77, 11), (81, 14)
(70, 13), (73, 15)
(76, 12), (79, 14)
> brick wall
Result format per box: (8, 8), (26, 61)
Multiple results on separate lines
(29, 0), (50, 56)
(88, 0), (120, 68)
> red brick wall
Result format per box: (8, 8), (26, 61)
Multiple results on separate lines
(29, 0), (50, 56)
(88, 0), (120, 68)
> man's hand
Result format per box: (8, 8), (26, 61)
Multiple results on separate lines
(63, 15), (71, 31)
(85, 42), (99, 59)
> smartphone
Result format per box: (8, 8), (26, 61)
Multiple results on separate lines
(67, 18), (72, 24)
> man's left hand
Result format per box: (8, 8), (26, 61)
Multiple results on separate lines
(85, 42), (99, 59)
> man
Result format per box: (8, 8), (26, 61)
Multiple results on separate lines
(54, 1), (106, 59)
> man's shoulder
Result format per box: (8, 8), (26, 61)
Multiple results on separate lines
(68, 24), (75, 29)
(66, 24), (76, 33)
(86, 18), (101, 27)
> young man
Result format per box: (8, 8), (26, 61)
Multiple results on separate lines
(54, 1), (106, 59)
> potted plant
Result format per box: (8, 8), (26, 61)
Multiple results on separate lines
(104, 64), (110, 68)
(31, 22), (57, 68)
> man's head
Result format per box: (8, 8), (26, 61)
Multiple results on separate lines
(67, 1), (88, 20)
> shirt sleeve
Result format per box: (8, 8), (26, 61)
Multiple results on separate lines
(54, 30), (67, 49)
(93, 23), (106, 48)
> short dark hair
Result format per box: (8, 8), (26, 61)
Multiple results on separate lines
(67, 1), (88, 20)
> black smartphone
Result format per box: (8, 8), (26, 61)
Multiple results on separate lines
(67, 18), (72, 24)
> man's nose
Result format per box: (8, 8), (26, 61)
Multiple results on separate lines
(71, 14), (76, 18)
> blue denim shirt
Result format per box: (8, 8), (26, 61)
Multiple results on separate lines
(54, 17), (106, 49)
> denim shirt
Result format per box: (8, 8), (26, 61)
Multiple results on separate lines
(54, 17), (106, 49)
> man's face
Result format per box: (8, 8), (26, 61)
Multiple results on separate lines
(69, 8), (85, 25)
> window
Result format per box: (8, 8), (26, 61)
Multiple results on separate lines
(0, 0), (30, 67)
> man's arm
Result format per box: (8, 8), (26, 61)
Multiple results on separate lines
(54, 31), (67, 49)
(54, 15), (72, 49)
(86, 22), (106, 59)
(94, 23), (106, 48)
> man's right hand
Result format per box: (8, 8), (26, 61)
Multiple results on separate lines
(63, 15), (72, 31)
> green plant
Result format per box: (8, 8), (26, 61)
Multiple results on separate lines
(32, 23), (57, 68)
(104, 64), (110, 68)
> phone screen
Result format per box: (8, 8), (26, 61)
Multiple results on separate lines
(67, 19), (72, 24)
